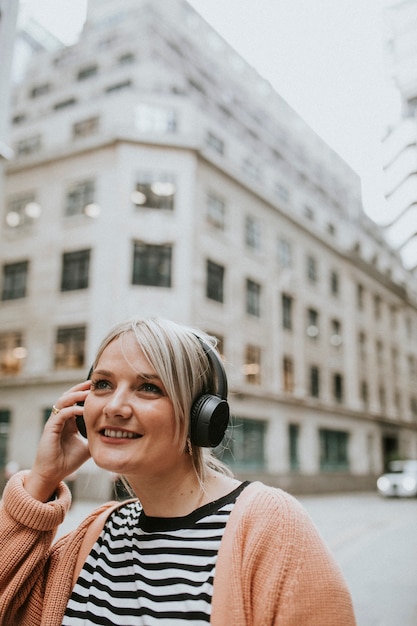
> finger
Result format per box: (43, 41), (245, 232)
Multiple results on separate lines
(52, 386), (91, 414)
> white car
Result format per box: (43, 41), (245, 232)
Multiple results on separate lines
(377, 460), (417, 498)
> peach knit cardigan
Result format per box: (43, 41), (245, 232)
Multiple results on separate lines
(0, 472), (356, 625)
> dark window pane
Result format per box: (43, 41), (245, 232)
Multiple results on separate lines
(61, 250), (90, 291)
(132, 243), (172, 287)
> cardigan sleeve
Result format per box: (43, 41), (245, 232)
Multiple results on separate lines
(0, 470), (72, 624)
(212, 482), (356, 626)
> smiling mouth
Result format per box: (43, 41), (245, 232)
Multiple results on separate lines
(102, 429), (141, 439)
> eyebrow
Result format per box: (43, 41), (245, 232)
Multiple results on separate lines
(93, 369), (161, 381)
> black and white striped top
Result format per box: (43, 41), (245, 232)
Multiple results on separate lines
(63, 482), (247, 625)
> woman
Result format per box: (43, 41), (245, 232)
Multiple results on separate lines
(0, 317), (356, 625)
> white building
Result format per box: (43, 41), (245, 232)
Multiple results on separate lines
(1, 0), (417, 498)
(383, 0), (417, 272)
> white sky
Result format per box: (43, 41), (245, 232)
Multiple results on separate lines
(18, 0), (402, 225)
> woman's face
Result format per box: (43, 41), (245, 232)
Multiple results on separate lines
(84, 333), (187, 481)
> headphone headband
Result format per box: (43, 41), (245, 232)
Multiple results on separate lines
(196, 336), (228, 400)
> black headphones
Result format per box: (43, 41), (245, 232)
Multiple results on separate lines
(76, 337), (230, 448)
(190, 337), (230, 447)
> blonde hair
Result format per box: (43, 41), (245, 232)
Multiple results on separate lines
(93, 317), (233, 484)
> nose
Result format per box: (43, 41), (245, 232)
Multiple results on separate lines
(104, 385), (133, 419)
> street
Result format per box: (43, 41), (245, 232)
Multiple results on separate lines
(298, 492), (417, 626)
(59, 490), (417, 626)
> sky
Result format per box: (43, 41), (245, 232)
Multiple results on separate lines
(17, 0), (402, 226)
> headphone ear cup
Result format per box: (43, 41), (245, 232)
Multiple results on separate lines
(190, 394), (230, 447)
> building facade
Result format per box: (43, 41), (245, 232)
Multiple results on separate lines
(1, 0), (417, 497)
(383, 0), (417, 271)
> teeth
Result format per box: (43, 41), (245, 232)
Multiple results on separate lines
(104, 429), (138, 439)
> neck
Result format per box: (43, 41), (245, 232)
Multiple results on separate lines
(125, 464), (205, 518)
(126, 467), (241, 518)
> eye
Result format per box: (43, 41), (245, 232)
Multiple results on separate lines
(140, 382), (163, 395)
(91, 379), (111, 390)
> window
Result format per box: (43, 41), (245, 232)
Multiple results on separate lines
(277, 238), (292, 268)
(132, 243), (172, 287)
(406, 317), (413, 340)
(118, 52), (135, 65)
(306, 255), (317, 283)
(206, 131), (224, 155)
(16, 135), (41, 157)
(54, 98), (77, 111)
(283, 356), (294, 393)
(275, 183), (290, 203)
(330, 319), (342, 347)
(206, 260), (224, 303)
(410, 396), (417, 420)
(0, 410), (11, 470)
(2, 261), (29, 300)
(327, 223), (336, 236)
(379, 385), (386, 413)
(374, 294), (382, 320)
(304, 205), (314, 221)
(12, 114), (26, 125)
(5, 192), (40, 228)
(208, 333), (224, 359)
(391, 348), (399, 375)
(77, 65), (98, 80)
(206, 192), (225, 229)
(72, 116), (99, 139)
(246, 279), (261, 317)
(242, 158), (260, 181)
(105, 80), (132, 93)
(54, 326), (86, 369)
(333, 373), (344, 403)
(188, 77), (206, 95)
(394, 390), (401, 414)
(288, 424), (300, 471)
(131, 173), (176, 210)
(357, 283), (364, 310)
(30, 83), (51, 98)
(307, 308), (319, 339)
(219, 417), (266, 471)
(360, 380), (369, 409)
(65, 179), (95, 217)
(376, 340), (384, 365)
(319, 429), (349, 471)
(408, 355), (416, 382)
(60, 250), (90, 291)
(309, 365), (320, 398)
(330, 270), (339, 296)
(282, 294), (293, 330)
(245, 216), (261, 252)
(358, 331), (366, 361)
(135, 103), (176, 133)
(43, 408), (52, 425)
(243, 345), (261, 384)
(0, 331), (26, 375)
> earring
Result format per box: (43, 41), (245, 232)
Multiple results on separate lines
(186, 437), (193, 456)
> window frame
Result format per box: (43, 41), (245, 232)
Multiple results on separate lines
(54, 325), (86, 370)
(60, 249), (91, 292)
(206, 259), (224, 303)
(132, 242), (173, 288)
(246, 278), (261, 317)
(1, 261), (29, 300)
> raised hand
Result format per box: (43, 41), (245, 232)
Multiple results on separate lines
(24, 380), (92, 502)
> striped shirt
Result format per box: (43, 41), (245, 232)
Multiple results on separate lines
(63, 482), (247, 625)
